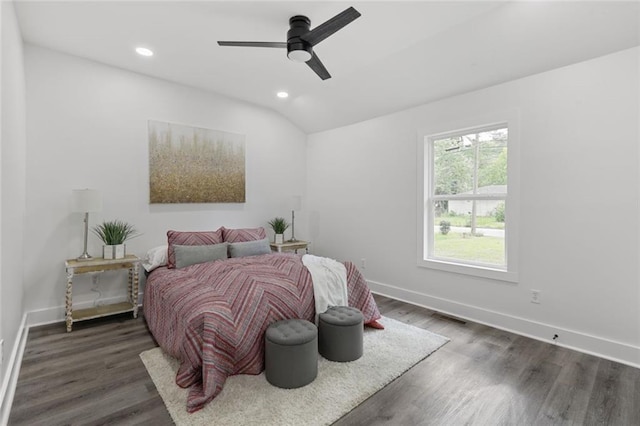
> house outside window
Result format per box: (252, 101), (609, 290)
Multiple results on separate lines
(418, 116), (519, 282)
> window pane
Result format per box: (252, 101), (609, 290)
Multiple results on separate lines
(433, 127), (508, 196)
(433, 137), (474, 195)
(433, 201), (506, 267)
(478, 128), (508, 188)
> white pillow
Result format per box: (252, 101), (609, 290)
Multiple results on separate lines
(142, 245), (168, 272)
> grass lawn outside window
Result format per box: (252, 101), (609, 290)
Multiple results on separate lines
(434, 231), (505, 266)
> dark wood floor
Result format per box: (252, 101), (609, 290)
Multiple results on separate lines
(9, 295), (640, 425)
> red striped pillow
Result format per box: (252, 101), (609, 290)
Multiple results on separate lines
(166, 229), (224, 268)
(222, 227), (267, 243)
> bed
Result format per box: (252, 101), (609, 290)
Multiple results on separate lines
(143, 227), (381, 413)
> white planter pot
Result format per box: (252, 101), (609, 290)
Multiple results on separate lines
(275, 234), (284, 244)
(103, 244), (126, 259)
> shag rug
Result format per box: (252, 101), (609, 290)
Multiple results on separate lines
(140, 317), (449, 426)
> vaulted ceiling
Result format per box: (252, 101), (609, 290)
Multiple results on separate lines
(15, 1), (640, 133)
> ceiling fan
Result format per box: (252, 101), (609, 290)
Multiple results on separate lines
(217, 7), (361, 80)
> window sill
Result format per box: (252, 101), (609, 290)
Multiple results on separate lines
(418, 258), (518, 283)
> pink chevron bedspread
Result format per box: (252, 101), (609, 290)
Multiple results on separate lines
(143, 252), (381, 413)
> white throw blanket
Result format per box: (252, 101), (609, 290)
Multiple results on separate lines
(302, 254), (348, 318)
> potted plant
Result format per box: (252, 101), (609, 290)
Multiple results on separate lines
(92, 220), (140, 259)
(268, 217), (289, 244)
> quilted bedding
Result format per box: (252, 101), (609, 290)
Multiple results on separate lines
(143, 252), (381, 413)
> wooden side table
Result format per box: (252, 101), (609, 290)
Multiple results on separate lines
(270, 240), (310, 254)
(64, 254), (141, 332)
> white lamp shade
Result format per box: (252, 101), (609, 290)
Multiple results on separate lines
(291, 195), (302, 211)
(72, 189), (102, 212)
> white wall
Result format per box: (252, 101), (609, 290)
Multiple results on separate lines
(1, 0), (27, 386)
(307, 47), (640, 366)
(24, 45), (307, 318)
(1, 2), (28, 420)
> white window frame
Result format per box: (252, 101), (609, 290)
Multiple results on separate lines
(417, 111), (520, 283)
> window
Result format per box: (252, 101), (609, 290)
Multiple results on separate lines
(419, 118), (518, 282)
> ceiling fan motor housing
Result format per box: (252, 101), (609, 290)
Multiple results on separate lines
(287, 15), (313, 62)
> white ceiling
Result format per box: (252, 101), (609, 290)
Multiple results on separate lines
(14, 1), (640, 133)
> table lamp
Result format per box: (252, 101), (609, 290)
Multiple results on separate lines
(289, 195), (302, 242)
(72, 189), (102, 260)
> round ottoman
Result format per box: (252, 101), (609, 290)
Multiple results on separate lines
(318, 306), (364, 362)
(265, 318), (318, 388)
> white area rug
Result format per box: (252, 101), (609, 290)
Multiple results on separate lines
(140, 317), (449, 426)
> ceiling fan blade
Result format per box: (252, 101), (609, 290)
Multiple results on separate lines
(306, 52), (331, 80)
(300, 7), (361, 46)
(217, 41), (287, 48)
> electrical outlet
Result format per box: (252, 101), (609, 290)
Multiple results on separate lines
(361, 258), (366, 269)
(530, 289), (541, 304)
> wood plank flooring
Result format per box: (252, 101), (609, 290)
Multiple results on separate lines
(9, 295), (640, 425)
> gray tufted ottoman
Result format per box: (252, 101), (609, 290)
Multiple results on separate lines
(265, 318), (318, 388)
(318, 306), (364, 362)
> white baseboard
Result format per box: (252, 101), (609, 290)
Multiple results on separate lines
(368, 279), (640, 369)
(0, 313), (28, 426)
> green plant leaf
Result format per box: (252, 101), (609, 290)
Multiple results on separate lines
(92, 220), (141, 245)
(267, 217), (290, 234)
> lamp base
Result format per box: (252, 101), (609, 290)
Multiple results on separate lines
(76, 252), (93, 261)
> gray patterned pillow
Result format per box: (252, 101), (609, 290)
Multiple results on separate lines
(173, 243), (228, 269)
(166, 228), (224, 268)
(228, 238), (271, 258)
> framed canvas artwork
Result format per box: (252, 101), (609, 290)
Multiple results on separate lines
(148, 120), (246, 203)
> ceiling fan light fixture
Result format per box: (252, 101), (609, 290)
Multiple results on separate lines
(287, 15), (313, 63)
(287, 49), (312, 63)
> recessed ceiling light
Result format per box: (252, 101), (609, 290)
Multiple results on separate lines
(135, 47), (154, 57)
(276, 91), (289, 99)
